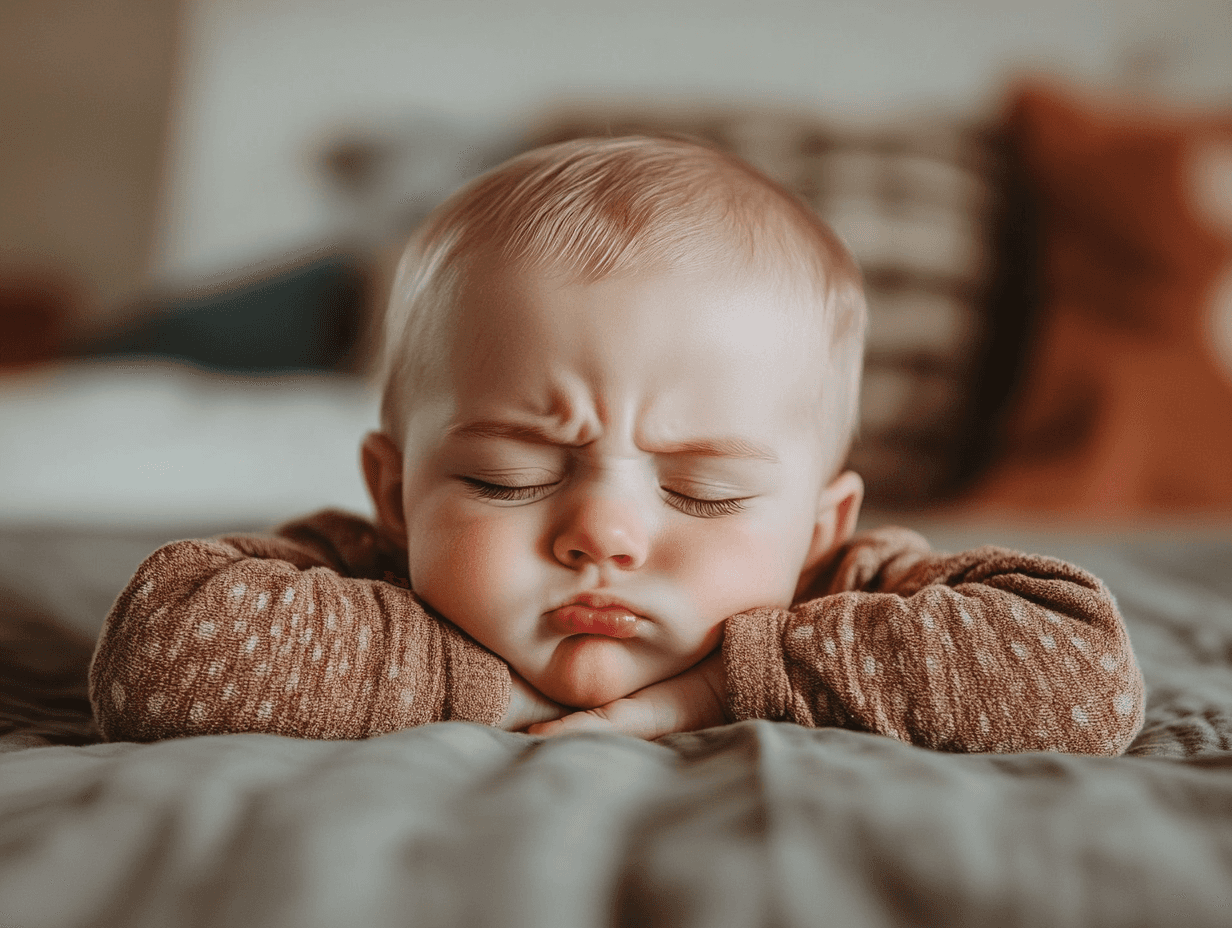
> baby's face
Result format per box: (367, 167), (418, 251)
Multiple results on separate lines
(392, 257), (853, 708)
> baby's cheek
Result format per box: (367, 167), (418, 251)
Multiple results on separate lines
(409, 505), (533, 634)
(667, 521), (801, 620)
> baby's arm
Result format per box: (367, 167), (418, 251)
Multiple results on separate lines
(89, 513), (512, 742)
(724, 527), (1145, 754)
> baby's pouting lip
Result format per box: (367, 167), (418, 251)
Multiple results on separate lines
(547, 593), (645, 639)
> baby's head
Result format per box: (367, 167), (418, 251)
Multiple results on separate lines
(363, 136), (867, 708)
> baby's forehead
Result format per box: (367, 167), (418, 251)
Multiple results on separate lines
(442, 253), (833, 407)
(445, 266), (822, 389)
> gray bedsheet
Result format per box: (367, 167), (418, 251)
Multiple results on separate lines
(2, 524), (1231, 927)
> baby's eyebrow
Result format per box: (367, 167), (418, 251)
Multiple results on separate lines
(651, 437), (780, 463)
(448, 420), (779, 463)
(447, 421), (580, 446)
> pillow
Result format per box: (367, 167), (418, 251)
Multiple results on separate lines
(959, 83), (1232, 518)
(524, 106), (1002, 509)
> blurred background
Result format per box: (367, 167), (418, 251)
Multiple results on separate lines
(2, 0), (1230, 530)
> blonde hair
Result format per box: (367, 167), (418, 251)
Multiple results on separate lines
(379, 135), (866, 474)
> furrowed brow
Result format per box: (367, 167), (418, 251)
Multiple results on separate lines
(654, 437), (780, 463)
(447, 421), (779, 462)
(446, 420), (578, 447)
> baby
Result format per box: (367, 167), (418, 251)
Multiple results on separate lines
(89, 137), (1145, 752)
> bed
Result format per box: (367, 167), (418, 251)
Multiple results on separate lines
(4, 82), (1232, 927)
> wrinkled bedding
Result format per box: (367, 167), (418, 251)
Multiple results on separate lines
(2, 523), (1231, 927)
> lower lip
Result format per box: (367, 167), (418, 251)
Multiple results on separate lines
(552, 604), (641, 638)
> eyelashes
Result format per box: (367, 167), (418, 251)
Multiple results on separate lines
(661, 490), (748, 518)
(458, 478), (749, 518)
(459, 478), (555, 502)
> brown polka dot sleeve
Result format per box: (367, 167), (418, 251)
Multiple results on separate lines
(89, 511), (510, 742)
(723, 527), (1145, 754)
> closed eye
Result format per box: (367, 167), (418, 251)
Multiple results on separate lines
(459, 477), (558, 502)
(663, 489), (749, 518)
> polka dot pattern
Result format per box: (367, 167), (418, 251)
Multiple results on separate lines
(88, 511), (512, 742)
(727, 528), (1145, 755)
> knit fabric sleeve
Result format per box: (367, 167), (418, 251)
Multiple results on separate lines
(722, 527), (1145, 755)
(88, 511), (511, 742)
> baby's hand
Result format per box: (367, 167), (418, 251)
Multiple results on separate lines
(527, 651), (728, 740)
(500, 671), (568, 732)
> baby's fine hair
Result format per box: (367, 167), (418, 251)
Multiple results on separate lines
(379, 135), (867, 475)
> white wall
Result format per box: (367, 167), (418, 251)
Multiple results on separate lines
(153, 0), (1232, 286)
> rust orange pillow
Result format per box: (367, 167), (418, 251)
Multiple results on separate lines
(961, 83), (1232, 518)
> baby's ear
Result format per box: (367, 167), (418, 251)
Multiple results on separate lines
(820, 470), (864, 549)
(361, 431), (407, 546)
(797, 470), (864, 595)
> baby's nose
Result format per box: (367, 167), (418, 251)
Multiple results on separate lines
(552, 494), (649, 570)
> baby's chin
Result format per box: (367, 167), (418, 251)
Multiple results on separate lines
(534, 636), (665, 709)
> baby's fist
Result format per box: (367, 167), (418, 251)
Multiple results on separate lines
(529, 651), (729, 740)
(500, 671), (567, 731)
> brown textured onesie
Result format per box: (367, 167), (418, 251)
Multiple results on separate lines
(89, 510), (1145, 753)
